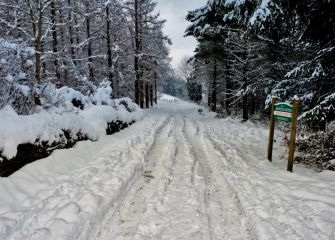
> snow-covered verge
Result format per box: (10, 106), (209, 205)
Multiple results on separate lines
(0, 83), (143, 176)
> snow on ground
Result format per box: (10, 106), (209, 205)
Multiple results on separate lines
(0, 98), (334, 240)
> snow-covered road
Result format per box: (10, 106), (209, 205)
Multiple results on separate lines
(0, 100), (334, 240)
(96, 109), (252, 240)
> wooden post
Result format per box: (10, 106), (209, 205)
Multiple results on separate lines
(287, 100), (300, 172)
(267, 98), (277, 162)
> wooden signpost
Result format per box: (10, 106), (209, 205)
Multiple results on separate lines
(268, 98), (301, 172)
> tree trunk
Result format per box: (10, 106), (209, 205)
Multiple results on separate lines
(86, 3), (94, 81)
(222, 69), (227, 112)
(34, 8), (44, 84)
(51, 0), (60, 83)
(242, 94), (248, 121)
(68, 0), (76, 66)
(145, 82), (149, 108)
(242, 77), (248, 121)
(134, 0), (140, 105)
(135, 70), (140, 104)
(154, 74), (157, 104)
(225, 61), (231, 114)
(250, 95), (256, 116)
(114, 61), (119, 98)
(106, 6), (114, 96)
(320, 120), (326, 131)
(139, 80), (144, 108)
(150, 84), (154, 106)
(74, 9), (80, 52)
(58, 7), (68, 85)
(28, 3), (43, 84)
(208, 90), (212, 109)
(34, 40), (42, 84)
(242, 46), (249, 121)
(211, 59), (217, 112)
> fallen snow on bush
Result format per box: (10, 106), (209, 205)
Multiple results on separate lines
(0, 98), (143, 160)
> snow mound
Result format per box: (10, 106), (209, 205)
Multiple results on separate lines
(0, 99), (143, 160)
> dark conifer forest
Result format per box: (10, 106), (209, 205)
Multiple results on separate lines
(185, 0), (334, 131)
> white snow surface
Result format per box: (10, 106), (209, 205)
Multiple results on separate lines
(0, 98), (334, 240)
(159, 94), (178, 103)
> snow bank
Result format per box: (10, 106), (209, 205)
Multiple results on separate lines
(160, 94), (178, 103)
(0, 99), (143, 160)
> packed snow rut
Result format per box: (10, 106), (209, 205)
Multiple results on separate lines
(97, 116), (214, 240)
(184, 118), (253, 240)
(1, 100), (334, 240)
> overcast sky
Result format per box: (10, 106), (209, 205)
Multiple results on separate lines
(156, 0), (207, 69)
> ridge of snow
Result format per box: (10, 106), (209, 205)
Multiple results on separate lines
(0, 101), (143, 160)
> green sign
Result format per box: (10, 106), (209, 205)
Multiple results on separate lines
(275, 103), (293, 113)
(274, 115), (292, 122)
(274, 103), (293, 122)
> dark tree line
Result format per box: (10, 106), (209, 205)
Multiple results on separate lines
(185, 0), (335, 130)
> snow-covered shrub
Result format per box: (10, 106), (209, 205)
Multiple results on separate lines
(0, 38), (35, 114)
(70, 76), (97, 96)
(0, 39), (34, 82)
(0, 98), (143, 161)
(56, 86), (90, 109)
(37, 83), (63, 109)
(36, 81), (113, 111)
(0, 79), (36, 115)
(0, 82), (143, 159)
(91, 80), (113, 106)
(0, 79), (14, 109)
(115, 97), (140, 112)
(296, 125), (335, 171)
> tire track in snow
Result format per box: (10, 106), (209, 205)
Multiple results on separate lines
(159, 118), (178, 205)
(200, 121), (330, 240)
(184, 118), (254, 240)
(76, 115), (172, 240)
(150, 115), (209, 240)
(203, 127), (306, 239)
(96, 116), (177, 240)
(180, 117), (213, 240)
(103, 114), (212, 240)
